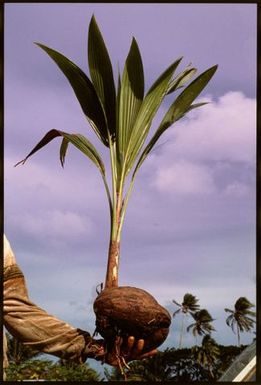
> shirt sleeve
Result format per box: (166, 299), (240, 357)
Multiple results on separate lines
(3, 235), (94, 363)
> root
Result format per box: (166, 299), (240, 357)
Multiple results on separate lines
(91, 328), (131, 379)
(114, 336), (130, 381)
(95, 282), (104, 295)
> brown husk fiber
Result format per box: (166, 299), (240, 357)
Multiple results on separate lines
(93, 286), (171, 352)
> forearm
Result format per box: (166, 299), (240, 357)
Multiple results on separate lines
(3, 236), (96, 362)
(4, 279), (91, 361)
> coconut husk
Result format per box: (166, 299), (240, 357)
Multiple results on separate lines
(93, 286), (171, 353)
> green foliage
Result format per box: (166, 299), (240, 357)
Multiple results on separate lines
(15, 129), (105, 175)
(6, 359), (53, 381)
(6, 333), (43, 365)
(6, 334), (102, 381)
(225, 297), (256, 346)
(104, 344), (247, 382)
(127, 352), (174, 381)
(193, 335), (220, 378)
(172, 293), (200, 317)
(166, 65), (197, 94)
(16, 16), (217, 267)
(172, 293), (200, 348)
(187, 309), (215, 338)
(6, 359), (102, 381)
(117, 37), (145, 174)
(6, 326), (251, 382)
(121, 58), (182, 178)
(88, 15), (116, 140)
(6, 343), (247, 382)
(131, 67), (215, 179)
(35, 42), (109, 147)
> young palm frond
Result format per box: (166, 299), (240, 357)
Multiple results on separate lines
(16, 16), (217, 290)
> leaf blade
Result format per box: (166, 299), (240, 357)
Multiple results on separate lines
(60, 137), (69, 167)
(88, 15), (116, 140)
(125, 57), (182, 174)
(35, 43), (109, 146)
(167, 66), (197, 94)
(163, 65), (218, 126)
(132, 65), (217, 178)
(15, 129), (105, 175)
(117, 38), (144, 165)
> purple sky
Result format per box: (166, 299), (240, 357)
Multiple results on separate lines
(4, 2), (256, 371)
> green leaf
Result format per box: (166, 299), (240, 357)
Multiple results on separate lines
(162, 65), (218, 126)
(132, 65), (217, 178)
(15, 129), (105, 175)
(116, 69), (123, 169)
(117, 38), (144, 166)
(167, 66), (197, 94)
(124, 57), (182, 174)
(116, 67), (122, 115)
(88, 15), (116, 140)
(35, 43), (109, 147)
(60, 137), (69, 167)
(175, 102), (209, 122)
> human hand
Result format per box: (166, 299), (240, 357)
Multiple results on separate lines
(86, 335), (157, 368)
(104, 336), (158, 367)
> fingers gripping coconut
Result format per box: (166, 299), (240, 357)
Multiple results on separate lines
(16, 14), (217, 376)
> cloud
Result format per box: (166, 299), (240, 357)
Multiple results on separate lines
(146, 91), (255, 197)
(223, 181), (251, 197)
(10, 209), (94, 238)
(161, 91), (256, 164)
(152, 160), (216, 195)
(4, 154), (107, 214)
(4, 154), (110, 258)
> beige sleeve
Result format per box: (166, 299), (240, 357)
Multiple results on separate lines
(3, 235), (93, 363)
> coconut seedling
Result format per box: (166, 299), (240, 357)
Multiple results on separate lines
(16, 15), (217, 369)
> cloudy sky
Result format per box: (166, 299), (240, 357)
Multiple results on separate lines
(4, 2), (256, 372)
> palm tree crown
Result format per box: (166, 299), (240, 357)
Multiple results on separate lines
(173, 293), (200, 317)
(193, 334), (220, 378)
(225, 297), (256, 346)
(187, 309), (215, 341)
(173, 293), (200, 348)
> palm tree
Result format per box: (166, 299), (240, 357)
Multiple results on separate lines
(128, 353), (173, 382)
(193, 334), (220, 378)
(225, 297), (256, 346)
(187, 309), (215, 345)
(15, 15), (217, 362)
(172, 293), (200, 348)
(16, 15), (216, 291)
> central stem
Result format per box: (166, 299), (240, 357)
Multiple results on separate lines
(105, 238), (120, 288)
(105, 192), (123, 289)
(104, 140), (135, 290)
